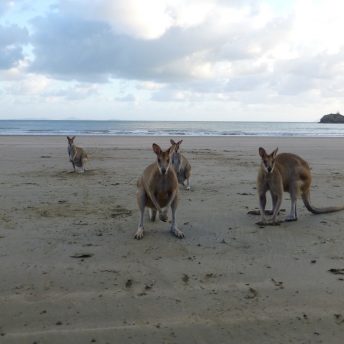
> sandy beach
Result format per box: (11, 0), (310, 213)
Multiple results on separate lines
(1, 135), (344, 344)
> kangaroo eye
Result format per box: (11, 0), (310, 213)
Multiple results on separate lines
(167, 159), (170, 163)
(158, 158), (161, 163)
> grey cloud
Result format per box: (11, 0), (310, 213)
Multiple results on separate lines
(226, 74), (269, 92)
(275, 54), (338, 80)
(270, 51), (344, 96)
(0, 25), (29, 69)
(30, 14), (204, 81)
(29, 5), (318, 101)
(150, 76), (266, 102)
(0, 24), (28, 45)
(273, 75), (313, 96)
(149, 65), (270, 100)
(30, 11), (273, 83)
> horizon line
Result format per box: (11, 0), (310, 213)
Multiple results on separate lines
(0, 119), (322, 123)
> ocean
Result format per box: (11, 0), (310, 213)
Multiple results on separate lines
(0, 120), (344, 137)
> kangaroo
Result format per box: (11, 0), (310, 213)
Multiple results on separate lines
(66, 136), (88, 173)
(255, 147), (344, 225)
(135, 143), (184, 240)
(170, 139), (191, 190)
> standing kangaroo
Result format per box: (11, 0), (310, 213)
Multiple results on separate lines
(255, 147), (344, 225)
(66, 136), (88, 173)
(135, 143), (184, 239)
(170, 139), (192, 190)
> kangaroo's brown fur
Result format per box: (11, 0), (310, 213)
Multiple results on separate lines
(170, 139), (191, 190)
(67, 136), (88, 173)
(135, 143), (183, 239)
(256, 147), (344, 225)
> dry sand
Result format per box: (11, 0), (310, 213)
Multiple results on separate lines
(1, 136), (344, 344)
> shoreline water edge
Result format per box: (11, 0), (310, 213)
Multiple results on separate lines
(1, 120), (344, 137)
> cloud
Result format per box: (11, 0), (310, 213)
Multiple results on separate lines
(7, 74), (51, 95)
(30, 1), (292, 86)
(29, 14), (209, 82)
(4, 0), (344, 121)
(270, 50), (344, 96)
(0, 24), (29, 69)
(46, 83), (100, 100)
(0, 0), (14, 16)
(60, 0), (174, 40)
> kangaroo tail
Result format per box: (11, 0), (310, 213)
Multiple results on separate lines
(302, 193), (344, 214)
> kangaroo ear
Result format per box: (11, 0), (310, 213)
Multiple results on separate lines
(170, 139), (176, 145)
(67, 136), (70, 140)
(259, 147), (266, 158)
(72, 136), (76, 140)
(152, 143), (162, 155)
(272, 147), (278, 158)
(167, 144), (176, 154)
(176, 140), (183, 151)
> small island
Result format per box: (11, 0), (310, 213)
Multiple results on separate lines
(320, 112), (344, 123)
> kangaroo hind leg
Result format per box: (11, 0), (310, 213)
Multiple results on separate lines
(149, 208), (157, 221)
(170, 197), (184, 238)
(135, 187), (146, 239)
(285, 181), (299, 221)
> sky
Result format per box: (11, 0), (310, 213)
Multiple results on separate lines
(1, 0), (344, 121)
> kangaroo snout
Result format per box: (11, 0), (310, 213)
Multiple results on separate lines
(161, 167), (167, 175)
